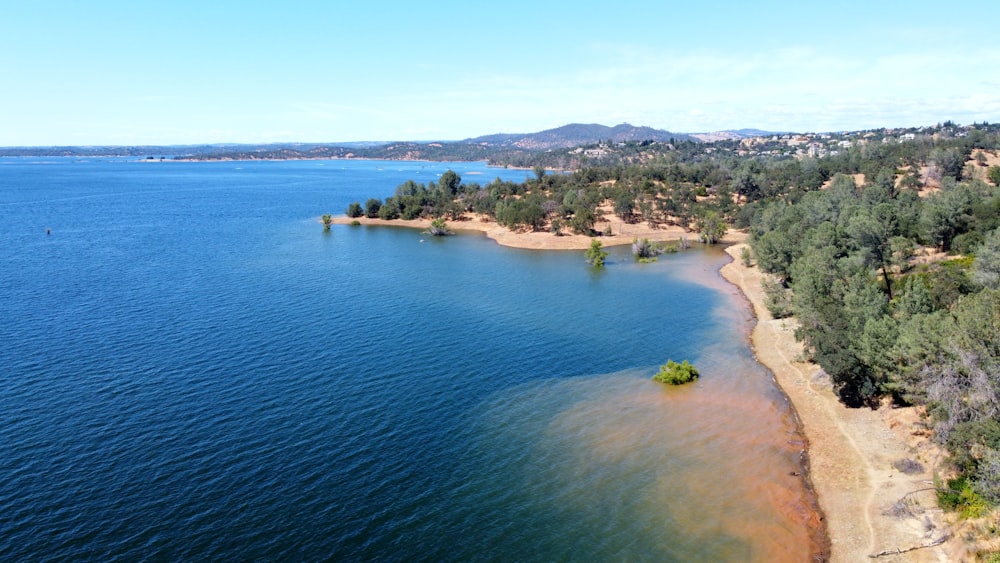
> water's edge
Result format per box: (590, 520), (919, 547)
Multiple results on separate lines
(716, 248), (832, 561)
(364, 220), (833, 560)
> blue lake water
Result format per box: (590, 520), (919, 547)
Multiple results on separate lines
(0, 158), (822, 561)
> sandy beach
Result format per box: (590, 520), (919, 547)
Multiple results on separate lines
(333, 213), (960, 561)
(720, 244), (954, 562)
(331, 214), (747, 250)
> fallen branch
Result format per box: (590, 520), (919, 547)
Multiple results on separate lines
(884, 486), (956, 519)
(899, 486), (955, 501)
(869, 535), (950, 558)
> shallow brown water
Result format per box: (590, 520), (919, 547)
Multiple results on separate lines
(464, 249), (827, 561)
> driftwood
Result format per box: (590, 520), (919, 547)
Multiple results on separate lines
(870, 486), (956, 558)
(883, 486), (955, 519)
(869, 534), (950, 558)
(899, 486), (953, 500)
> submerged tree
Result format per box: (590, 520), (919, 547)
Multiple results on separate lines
(632, 238), (662, 261)
(653, 360), (700, 385)
(426, 217), (452, 236)
(585, 238), (608, 268)
(321, 214), (333, 231)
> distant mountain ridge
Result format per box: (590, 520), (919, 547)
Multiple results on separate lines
(464, 123), (695, 149)
(0, 123), (781, 158)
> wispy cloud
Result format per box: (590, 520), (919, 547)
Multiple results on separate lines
(406, 43), (1000, 134)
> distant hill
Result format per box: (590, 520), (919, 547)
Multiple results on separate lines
(0, 124), (790, 161)
(0, 123), (697, 160)
(465, 123), (694, 149)
(0, 144), (254, 158)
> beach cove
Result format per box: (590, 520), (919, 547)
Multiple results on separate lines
(340, 213), (957, 561)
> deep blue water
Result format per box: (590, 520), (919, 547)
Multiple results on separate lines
(1, 158), (818, 561)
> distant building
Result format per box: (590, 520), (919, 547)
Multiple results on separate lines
(786, 136), (809, 146)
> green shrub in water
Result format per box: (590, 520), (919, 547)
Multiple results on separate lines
(653, 360), (699, 385)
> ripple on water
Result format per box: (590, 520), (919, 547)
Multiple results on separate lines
(1, 160), (824, 561)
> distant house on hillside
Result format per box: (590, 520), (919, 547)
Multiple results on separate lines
(786, 136), (809, 146)
(806, 143), (826, 158)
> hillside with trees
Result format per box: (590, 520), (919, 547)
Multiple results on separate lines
(462, 122), (694, 149)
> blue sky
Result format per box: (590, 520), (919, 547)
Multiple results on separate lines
(2, 1), (998, 145)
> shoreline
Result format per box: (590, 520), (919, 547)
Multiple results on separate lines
(168, 155), (547, 171)
(720, 245), (951, 562)
(331, 214), (746, 250)
(331, 215), (954, 560)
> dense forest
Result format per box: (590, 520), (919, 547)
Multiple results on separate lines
(349, 121), (1000, 512)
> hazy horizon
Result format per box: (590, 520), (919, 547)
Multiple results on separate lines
(0, 120), (985, 150)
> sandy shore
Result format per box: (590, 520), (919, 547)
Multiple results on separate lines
(331, 214), (746, 250)
(332, 214), (959, 560)
(720, 244), (953, 562)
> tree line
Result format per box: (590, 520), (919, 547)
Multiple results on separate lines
(346, 159), (759, 243)
(745, 131), (1000, 510)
